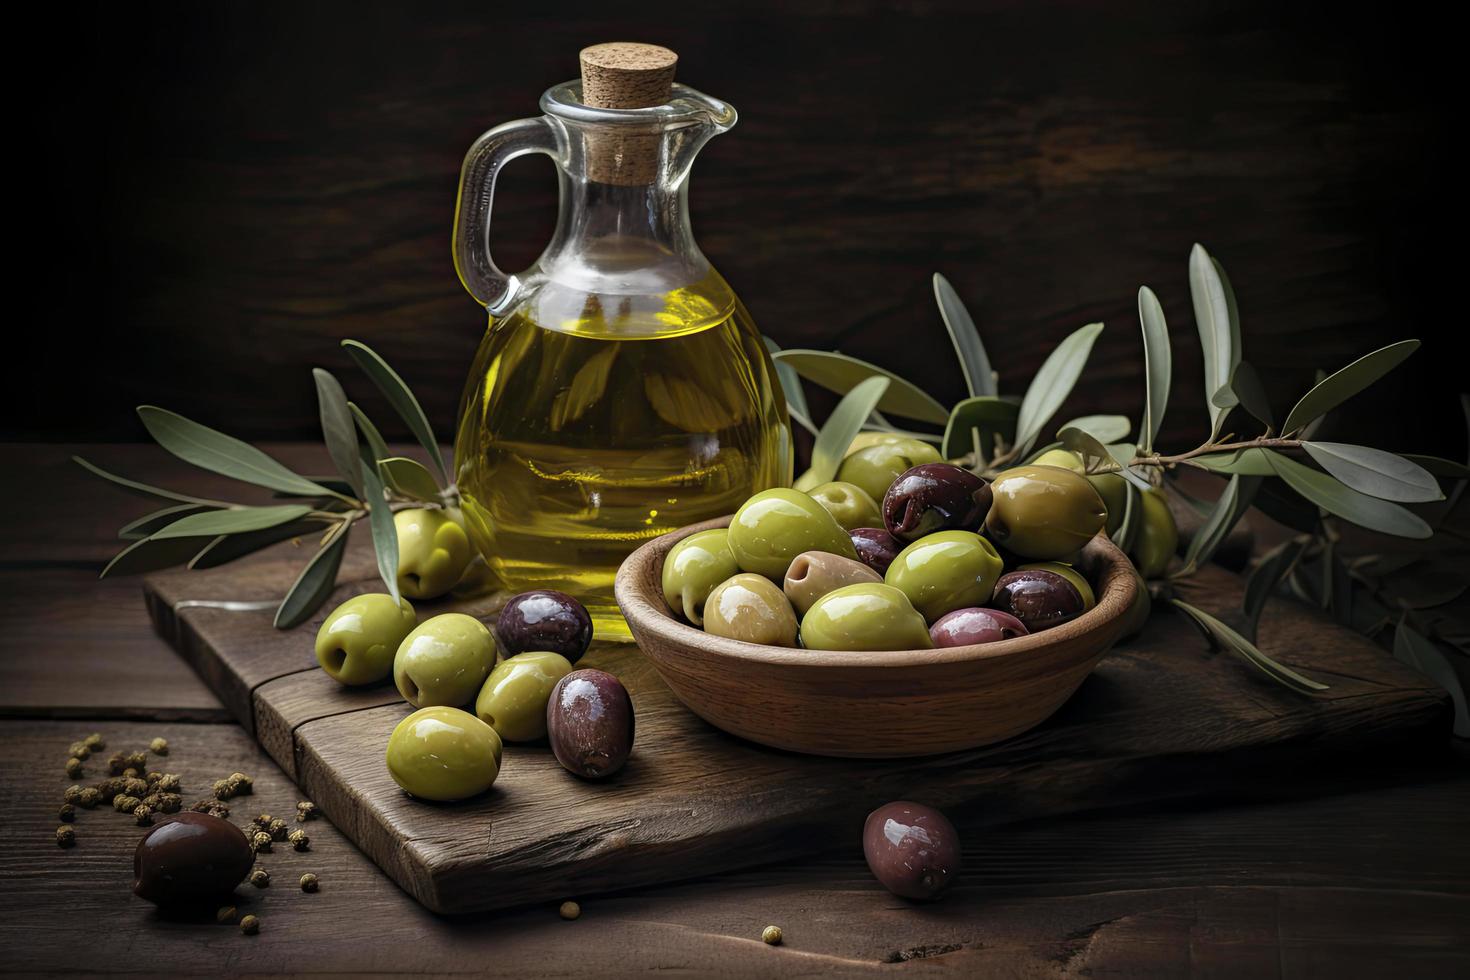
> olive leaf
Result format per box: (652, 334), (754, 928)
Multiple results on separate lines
(1301, 443), (1442, 503)
(933, 273), (998, 397)
(1060, 415), (1131, 445)
(1253, 480), (1323, 534)
(1281, 339), (1419, 436)
(1188, 245), (1239, 438)
(1113, 481), (1143, 554)
(189, 520), (323, 570)
(137, 407), (340, 500)
(348, 402), (393, 469)
(273, 520), (351, 629)
(1393, 621), (1469, 737)
(1104, 443), (1153, 490)
(808, 376), (892, 486)
(1171, 598), (1329, 694)
(149, 505), (315, 540)
(1227, 360), (1273, 431)
(763, 335), (816, 436)
(1402, 454), (1470, 479)
(360, 456), (401, 605)
(942, 396), (1018, 461)
(379, 457), (443, 503)
(118, 504), (212, 540)
(1242, 536), (1307, 639)
(313, 368), (365, 499)
(1058, 426), (1112, 470)
(864, 410), (944, 442)
(1013, 322), (1105, 458)
(73, 456), (222, 507)
(1265, 451), (1431, 539)
(770, 349), (948, 425)
(342, 339), (449, 484)
(1193, 448), (1279, 476)
(100, 535), (216, 579)
(1137, 285), (1171, 452)
(1178, 474), (1261, 576)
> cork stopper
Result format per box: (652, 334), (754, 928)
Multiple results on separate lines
(578, 43), (677, 185)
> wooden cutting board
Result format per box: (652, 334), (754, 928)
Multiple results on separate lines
(143, 536), (1448, 914)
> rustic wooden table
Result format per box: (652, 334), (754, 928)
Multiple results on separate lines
(2, 445), (1466, 977)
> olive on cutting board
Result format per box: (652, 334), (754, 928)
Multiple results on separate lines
(314, 593), (417, 686)
(494, 589), (593, 663)
(881, 463), (992, 542)
(661, 528), (741, 626)
(393, 613), (498, 708)
(863, 801), (960, 900)
(546, 669), (635, 779)
(386, 705), (503, 801)
(133, 812), (254, 905)
(475, 650), (574, 743)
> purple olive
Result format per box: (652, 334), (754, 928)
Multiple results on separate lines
(850, 527), (903, 576)
(862, 801), (961, 900)
(133, 812), (253, 905)
(547, 669), (634, 779)
(495, 590), (593, 663)
(882, 464), (993, 541)
(929, 607), (1030, 648)
(990, 568), (1087, 632)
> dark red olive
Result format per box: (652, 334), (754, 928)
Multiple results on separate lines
(133, 812), (253, 905)
(882, 463), (993, 541)
(862, 801), (960, 900)
(495, 590), (593, 663)
(849, 527), (903, 576)
(547, 669), (634, 779)
(990, 568), (1086, 632)
(929, 607), (1030, 647)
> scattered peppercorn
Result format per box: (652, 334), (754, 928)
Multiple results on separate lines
(96, 778), (124, 802)
(156, 793), (182, 814)
(240, 915), (260, 936)
(299, 873), (319, 893)
(216, 906), (238, 925)
(268, 818), (289, 842)
(121, 768), (141, 780)
(145, 771), (162, 786)
(559, 901), (581, 921)
(251, 831), (272, 854)
(190, 799), (217, 813)
(252, 814), (274, 830)
(113, 795), (141, 814)
(228, 772), (253, 795)
(288, 830), (310, 852)
(65, 758), (84, 778)
(77, 788), (101, 809)
(295, 801), (318, 822)
(133, 805), (154, 826)
(68, 742), (91, 761)
(155, 773), (181, 792)
(149, 737), (169, 756)
(63, 785), (83, 805)
(107, 753), (128, 776)
(126, 751), (147, 770)
(213, 779), (235, 801)
(249, 868), (270, 888)
(206, 804), (230, 819)
(762, 925), (783, 946)
(58, 804), (76, 822)
(122, 777), (149, 798)
(83, 733), (104, 751)
(56, 826), (76, 849)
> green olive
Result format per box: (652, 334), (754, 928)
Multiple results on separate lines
(393, 613), (498, 708)
(884, 530), (1004, 623)
(783, 550), (883, 618)
(474, 651), (573, 743)
(834, 438), (943, 505)
(1019, 561), (1096, 610)
(314, 593), (417, 686)
(728, 489), (858, 581)
(385, 705), (503, 802)
(1032, 449), (1128, 536)
(394, 508), (473, 600)
(801, 583), (933, 651)
(661, 528), (740, 626)
(1130, 488), (1179, 578)
(985, 464), (1107, 561)
(703, 573), (799, 646)
(806, 481), (883, 531)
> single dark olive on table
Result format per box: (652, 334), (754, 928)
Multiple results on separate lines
(990, 566), (1092, 632)
(133, 812), (254, 905)
(862, 801), (960, 900)
(547, 669), (635, 779)
(849, 527), (903, 577)
(929, 607), (1030, 648)
(495, 590), (593, 663)
(882, 463), (992, 542)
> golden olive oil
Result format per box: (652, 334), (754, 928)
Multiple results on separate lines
(453, 268), (791, 640)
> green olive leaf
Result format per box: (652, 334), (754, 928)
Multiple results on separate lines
(1300, 443), (1442, 503)
(99, 535), (215, 579)
(1193, 447), (1280, 476)
(1014, 321), (1105, 457)
(808, 376), (891, 485)
(1265, 451), (1431, 539)
(137, 406), (340, 499)
(1227, 360), (1273, 431)
(342, 339), (449, 484)
(1242, 536), (1307, 639)
(942, 396), (1018, 461)
(1137, 285), (1171, 452)
(1189, 245), (1238, 438)
(762, 335), (814, 434)
(379, 457), (443, 503)
(1281, 339), (1419, 436)
(770, 350), (948, 425)
(273, 520), (351, 629)
(1393, 620), (1469, 737)
(118, 504), (213, 540)
(313, 368), (365, 499)
(361, 457), (401, 605)
(1058, 426), (1112, 471)
(189, 519), (323, 570)
(1171, 598), (1329, 694)
(348, 402), (393, 469)
(1103, 442), (1153, 490)
(933, 273), (998, 397)
(74, 456), (223, 507)
(1060, 414), (1131, 446)
(1178, 474), (1261, 577)
(150, 505), (315, 540)
(1401, 454), (1470, 479)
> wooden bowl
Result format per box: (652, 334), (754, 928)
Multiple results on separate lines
(615, 517), (1139, 758)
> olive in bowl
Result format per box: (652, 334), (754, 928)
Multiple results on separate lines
(783, 550), (881, 618)
(703, 573), (799, 646)
(386, 705), (503, 801)
(849, 527), (904, 576)
(495, 590), (593, 663)
(801, 583), (933, 651)
(884, 530), (1004, 623)
(863, 801), (960, 900)
(727, 488), (858, 580)
(661, 528), (740, 627)
(806, 480), (883, 531)
(985, 464), (1106, 561)
(990, 562), (1095, 632)
(314, 593), (417, 686)
(834, 438), (943, 505)
(547, 669), (635, 779)
(393, 613), (498, 708)
(929, 607), (1029, 648)
(882, 463), (992, 542)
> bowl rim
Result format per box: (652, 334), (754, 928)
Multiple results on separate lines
(615, 515), (1137, 669)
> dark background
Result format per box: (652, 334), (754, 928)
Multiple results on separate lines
(19, 0), (1458, 455)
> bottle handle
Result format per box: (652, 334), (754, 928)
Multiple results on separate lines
(452, 115), (559, 313)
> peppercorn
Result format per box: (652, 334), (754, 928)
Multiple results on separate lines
(268, 818), (289, 842)
(190, 799), (216, 813)
(107, 752), (128, 776)
(68, 741), (91, 761)
(134, 805), (154, 826)
(145, 771), (162, 786)
(122, 777), (149, 798)
(155, 773), (181, 793)
(121, 768), (141, 780)
(65, 758), (84, 778)
(113, 794), (141, 814)
(288, 830), (310, 852)
(206, 804), (230, 819)
(83, 733), (104, 751)
(252, 814), (274, 830)
(96, 778), (124, 802)
(63, 785), (83, 805)
(299, 873), (319, 893)
(126, 751), (147, 771)
(149, 737), (168, 756)
(559, 901), (580, 921)
(77, 787), (101, 809)
(58, 804), (76, 822)
(156, 793), (182, 814)
(762, 925), (783, 946)
(295, 801), (318, 822)
(249, 868), (270, 888)
(228, 772), (253, 796)
(240, 915), (260, 936)
(251, 831), (272, 854)
(56, 826), (76, 849)
(216, 906), (238, 925)
(213, 779), (235, 801)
